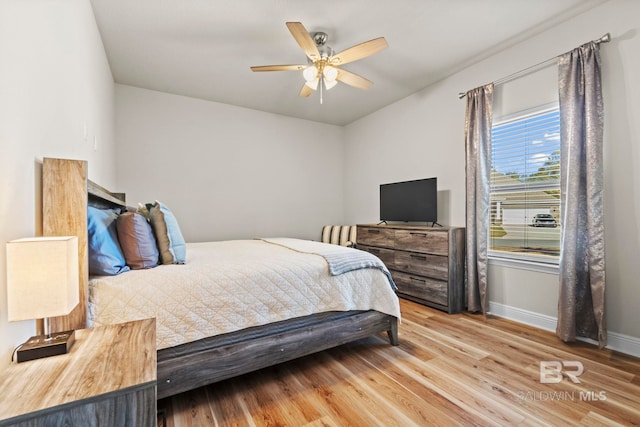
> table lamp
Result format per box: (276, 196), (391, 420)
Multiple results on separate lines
(6, 236), (80, 362)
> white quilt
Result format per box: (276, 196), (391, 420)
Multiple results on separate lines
(88, 239), (400, 350)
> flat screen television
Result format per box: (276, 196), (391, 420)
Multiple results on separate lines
(380, 177), (437, 223)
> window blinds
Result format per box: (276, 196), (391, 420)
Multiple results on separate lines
(490, 107), (561, 258)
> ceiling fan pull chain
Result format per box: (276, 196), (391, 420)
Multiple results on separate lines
(320, 78), (324, 104)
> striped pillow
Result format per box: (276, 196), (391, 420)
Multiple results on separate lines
(321, 225), (356, 247)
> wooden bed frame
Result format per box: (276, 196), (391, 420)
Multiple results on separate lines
(42, 157), (399, 399)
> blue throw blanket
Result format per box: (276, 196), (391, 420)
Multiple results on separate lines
(261, 237), (397, 291)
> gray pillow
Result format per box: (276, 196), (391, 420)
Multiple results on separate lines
(116, 211), (159, 269)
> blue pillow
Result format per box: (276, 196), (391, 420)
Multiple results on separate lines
(88, 206), (130, 275)
(147, 201), (186, 264)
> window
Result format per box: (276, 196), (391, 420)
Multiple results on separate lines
(490, 105), (561, 265)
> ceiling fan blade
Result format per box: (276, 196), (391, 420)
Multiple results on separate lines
(336, 69), (373, 90)
(299, 83), (315, 97)
(330, 37), (388, 65)
(250, 64), (307, 72)
(286, 22), (320, 61)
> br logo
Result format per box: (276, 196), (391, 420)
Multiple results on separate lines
(539, 361), (584, 384)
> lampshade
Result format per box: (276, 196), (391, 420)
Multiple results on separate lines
(303, 65), (318, 82)
(6, 236), (79, 322)
(324, 79), (338, 90)
(323, 66), (338, 82)
(305, 78), (319, 90)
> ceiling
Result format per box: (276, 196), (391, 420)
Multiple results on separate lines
(89, 0), (606, 126)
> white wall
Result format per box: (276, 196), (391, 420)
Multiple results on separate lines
(344, 0), (640, 353)
(0, 0), (116, 369)
(115, 84), (345, 242)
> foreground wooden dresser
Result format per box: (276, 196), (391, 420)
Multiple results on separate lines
(0, 319), (156, 427)
(357, 224), (465, 313)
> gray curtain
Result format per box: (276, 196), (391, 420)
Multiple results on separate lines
(557, 42), (606, 347)
(464, 84), (493, 314)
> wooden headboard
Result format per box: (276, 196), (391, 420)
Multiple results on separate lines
(43, 157), (126, 332)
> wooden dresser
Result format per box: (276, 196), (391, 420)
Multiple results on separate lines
(357, 224), (465, 313)
(0, 319), (156, 427)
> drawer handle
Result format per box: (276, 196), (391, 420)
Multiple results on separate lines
(410, 277), (426, 284)
(410, 254), (427, 261)
(367, 229), (381, 234)
(410, 232), (428, 238)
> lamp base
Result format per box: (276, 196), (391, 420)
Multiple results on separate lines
(16, 330), (76, 363)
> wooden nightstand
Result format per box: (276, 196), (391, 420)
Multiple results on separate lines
(0, 319), (156, 427)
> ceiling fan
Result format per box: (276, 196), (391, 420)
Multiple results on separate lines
(251, 22), (388, 103)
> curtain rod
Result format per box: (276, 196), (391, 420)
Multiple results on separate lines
(457, 32), (611, 99)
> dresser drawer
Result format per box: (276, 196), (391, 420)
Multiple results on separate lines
(358, 245), (395, 268)
(357, 226), (395, 248)
(395, 229), (448, 256)
(394, 251), (448, 281)
(392, 271), (448, 306)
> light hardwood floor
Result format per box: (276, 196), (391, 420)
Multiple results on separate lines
(157, 299), (640, 426)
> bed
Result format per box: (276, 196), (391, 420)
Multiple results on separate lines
(42, 158), (400, 399)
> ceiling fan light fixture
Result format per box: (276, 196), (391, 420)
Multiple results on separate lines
(305, 78), (319, 90)
(323, 66), (338, 82)
(303, 65), (318, 82)
(324, 78), (338, 90)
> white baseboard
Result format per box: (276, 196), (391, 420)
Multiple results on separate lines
(488, 302), (640, 358)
